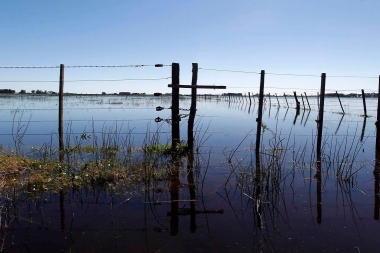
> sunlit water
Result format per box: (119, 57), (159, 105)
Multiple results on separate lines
(0, 94), (379, 252)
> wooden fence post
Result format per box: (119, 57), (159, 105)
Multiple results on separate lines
(317, 73), (326, 160)
(248, 92), (252, 104)
(301, 94), (306, 110)
(275, 93), (280, 107)
(293, 91), (300, 111)
(256, 70), (265, 157)
(171, 63), (180, 151)
(59, 64), (64, 162)
(188, 63), (198, 152)
(336, 91), (345, 114)
(284, 93), (289, 107)
(362, 89), (367, 117)
(304, 92), (311, 110)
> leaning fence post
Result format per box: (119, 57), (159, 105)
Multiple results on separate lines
(171, 63), (180, 151)
(284, 93), (289, 107)
(59, 64), (64, 162)
(304, 92), (311, 110)
(300, 94), (306, 110)
(293, 91), (300, 111)
(336, 91), (345, 114)
(362, 89), (367, 117)
(248, 92), (252, 104)
(275, 93), (280, 107)
(317, 73), (326, 160)
(256, 70), (265, 157)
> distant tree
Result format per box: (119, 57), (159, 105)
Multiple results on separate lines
(31, 90), (35, 94)
(19, 90), (26, 94)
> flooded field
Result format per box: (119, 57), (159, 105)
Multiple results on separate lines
(0, 94), (378, 252)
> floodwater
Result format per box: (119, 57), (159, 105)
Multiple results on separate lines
(0, 94), (379, 252)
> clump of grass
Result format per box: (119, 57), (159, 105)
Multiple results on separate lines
(142, 141), (187, 156)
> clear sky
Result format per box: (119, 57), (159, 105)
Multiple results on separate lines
(1, 0), (380, 95)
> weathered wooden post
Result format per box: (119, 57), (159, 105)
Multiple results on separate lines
(188, 63), (198, 152)
(248, 92), (252, 104)
(317, 73), (326, 160)
(301, 94), (306, 110)
(336, 91), (345, 114)
(284, 93), (289, 107)
(59, 64), (64, 162)
(268, 93), (271, 107)
(293, 91), (300, 111)
(275, 93), (280, 107)
(304, 92), (311, 110)
(362, 89), (367, 117)
(256, 70), (265, 157)
(171, 63), (180, 151)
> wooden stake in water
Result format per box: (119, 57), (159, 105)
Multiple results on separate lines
(59, 64), (64, 163)
(362, 89), (367, 117)
(171, 63), (180, 151)
(284, 93), (289, 107)
(304, 92), (311, 110)
(317, 73), (326, 160)
(293, 91), (300, 111)
(336, 91), (345, 114)
(275, 93), (280, 107)
(188, 63), (198, 152)
(256, 70), (265, 157)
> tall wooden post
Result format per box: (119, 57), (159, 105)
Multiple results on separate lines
(376, 76), (380, 153)
(188, 63), (198, 152)
(248, 92), (252, 104)
(256, 70), (265, 157)
(317, 73), (326, 160)
(171, 63), (180, 151)
(59, 64), (64, 162)
(362, 89), (367, 117)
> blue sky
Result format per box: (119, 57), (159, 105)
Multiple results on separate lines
(1, 0), (380, 95)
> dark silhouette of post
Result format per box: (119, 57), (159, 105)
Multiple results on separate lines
(256, 70), (265, 157)
(362, 89), (367, 117)
(336, 91), (345, 114)
(248, 92), (252, 104)
(300, 94), (306, 110)
(59, 64), (64, 163)
(304, 92), (311, 110)
(293, 91), (300, 112)
(317, 73), (326, 160)
(375, 152), (380, 220)
(275, 93), (280, 107)
(188, 63), (198, 152)
(284, 93), (289, 107)
(171, 63), (180, 151)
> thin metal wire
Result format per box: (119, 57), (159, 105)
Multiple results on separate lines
(0, 77), (171, 83)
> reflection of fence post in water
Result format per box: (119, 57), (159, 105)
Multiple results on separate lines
(60, 189), (66, 231)
(188, 63), (198, 152)
(375, 153), (380, 220)
(316, 73), (326, 224)
(59, 64), (64, 163)
(360, 117), (367, 142)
